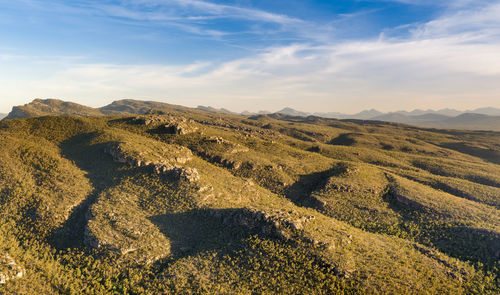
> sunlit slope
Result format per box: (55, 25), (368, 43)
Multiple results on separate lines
(0, 111), (498, 294)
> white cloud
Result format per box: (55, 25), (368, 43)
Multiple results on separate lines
(411, 2), (500, 39)
(2, 0), (500, 113)
(163, 0), (303, 25)
(14, 31), (499, 113)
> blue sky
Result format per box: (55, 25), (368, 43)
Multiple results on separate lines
(1, 0), (499, 113)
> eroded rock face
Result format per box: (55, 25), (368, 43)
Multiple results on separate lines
(0, 253), (25, 285)
(207, 208), (316, 241)
(131, 115), (199, 135)
(152, 163), (200, 183)
(104, 144), (200, 183)
(196, 150), (242, 170)
(159, 122), (198, 135)
(193, 136), (250, 171)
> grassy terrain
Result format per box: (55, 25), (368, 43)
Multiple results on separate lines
(0, 104), (499, 294)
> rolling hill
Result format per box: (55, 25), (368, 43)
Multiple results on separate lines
(7, 99), (500, 131)
(0, 99), (499, 293)
(4, 98), (195, 120)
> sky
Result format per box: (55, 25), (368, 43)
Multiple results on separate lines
(0, 0), (499, 113)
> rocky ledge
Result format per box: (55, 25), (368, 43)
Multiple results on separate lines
(132, 115), (199, 135)
(104, 145), (200, 183)
(0, 253), (25, 285)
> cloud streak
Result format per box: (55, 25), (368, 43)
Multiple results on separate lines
(19, 33), (500, 112)
(1, 0), (500, 113)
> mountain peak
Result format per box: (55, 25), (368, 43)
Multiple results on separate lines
(277, 107), (310, 117)
(5, 98), (101, 119)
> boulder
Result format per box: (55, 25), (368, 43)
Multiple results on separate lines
(0, 253), (25, 285)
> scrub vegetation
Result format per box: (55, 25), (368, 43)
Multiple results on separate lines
(0, 99), (499, 294)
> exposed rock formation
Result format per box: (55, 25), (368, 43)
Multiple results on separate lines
(159, 121), (198, 135)
(207, 208), (316, 241)
(132, 115), (199, 135)
(104, 144), (200, 183)
(152, 163), (200, 182)
(0, 254), (25, 285)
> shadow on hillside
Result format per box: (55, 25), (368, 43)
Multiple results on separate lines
(285, 163), (347, 208)
(428, 226), (500, 268)
(384, 190), (500, 269)
(439, 142), (500, 165)
(328, 133), (357, 146)
(149, 208), (267, 258)
(50, 132), (134, 249)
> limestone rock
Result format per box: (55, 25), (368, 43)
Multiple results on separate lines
(0, 253), (25, 285)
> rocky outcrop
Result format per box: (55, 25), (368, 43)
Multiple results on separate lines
(104, 145), (199, 183)
(205, 208), (352, 275)
(158, 122), (198, 135)
(152, 163), (200, 183)
(0, 254), (25, 284)
(196, 150), (243, 170)
(132, 115), (199, 135)
(4, 106), (32, 119)
(207, 208), (316, 241)
(5, 98), (103, 119)
(193, 136), (249, 170)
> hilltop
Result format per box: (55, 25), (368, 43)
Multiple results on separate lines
(7, 99), (500, 131)
(0, 99), (499, 293)
(4, 98), (194, 119)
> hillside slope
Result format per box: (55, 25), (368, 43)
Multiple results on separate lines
(0, 105), (499, 294)
(5, 98), (218, 120)
(9, 99), (500, 131)
(5, 98), (104, 119)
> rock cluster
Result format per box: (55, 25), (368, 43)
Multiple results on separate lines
(0, 253), (25, 285)
(104, 145), (199, 183)
(207, 208), (287, 239)
(195, 136), (250, 170)
(329, 183), (356, 193)
(207, 136), (227, 144)
(197, 151), (242, 170)
(132, 115), (199, 135)
(207, 208), (316, 240)
(159, 121), (198, 135)
(153, 163), (200, 182)
(195, 118), (277, 137)
(207, 136), (249, 153)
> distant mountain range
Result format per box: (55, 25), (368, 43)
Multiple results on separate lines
(196, 105), (234, 114)
(273, 106), (500, 119)
(4, 98), (500, 131)
(271, 107), (500, 131)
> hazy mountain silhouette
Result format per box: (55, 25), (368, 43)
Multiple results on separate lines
(5, 99), (500, 131)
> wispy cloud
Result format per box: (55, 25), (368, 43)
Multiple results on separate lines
(410, 1), (500, 40)
(2, 0), (500, 113)
(162, 0), (303, 25)
(20, 33), (500, 112)
(17, 0), (305, 38)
